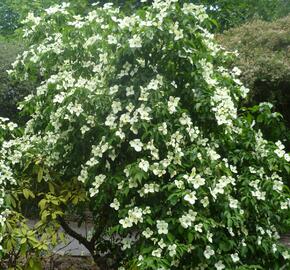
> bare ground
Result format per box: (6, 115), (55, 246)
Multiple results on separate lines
(42, 255), (99, 270)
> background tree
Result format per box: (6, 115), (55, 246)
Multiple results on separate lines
(0, 39), (32, 122)
(195, 0), (290, 31)
(218, 15), (290, 147)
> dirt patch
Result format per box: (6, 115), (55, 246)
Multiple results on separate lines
(42, 255), (99, 270)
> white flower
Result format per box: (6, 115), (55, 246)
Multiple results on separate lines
(158, 122), (168, 135)
(129, 178), (138, 189)
(274, 148), (285, 158)
(215, 260), (225, 270)
(108, 34), (117, 44)
(240, 85), (249, 98)
(152, 248), (162, 258)
(203, 246), (215, 259)
(146, 140), (159, 160)
(119, 218), (133, 228)
(272, 244), (277, 253)
(121, 237), (132, 250)
(53, 93), (65, 103)
(89, 174), (106, 197)
(156, 220), (168, 234)
(179, 214), (193, 229)
(207, 148), (221, 161)
(105, 114), (117, 128)
(109, 85), (119, 95)
(80, 125), (90, 134)
(110, 198), (120, 210)
(143, 207), (151, 214)
(130, 139), (143, 152)
(281, 202), (288, 209)
(136, 105), (151, 121)
(184, 191), (197, 205)
(168, 244), (177, 257)
(275, 140), (285, 150)
(232, 67), (242, 76)
(192, 174), (205, 189)
(231, 253), (240, 263)
(126, 86), (134, 96)
(282, 250), (290, 260)
(7, 122), (17, 131)
(140, 183), (160, 196)
(174, 180), (185, 189)
(112, 101), (122, 114)
(211, 86), (237, 127)
(83, 35), (101, 48)
(251, 190), (266, 201)
(229, 198), (238, 209)
(142, 227), (153, 239)
(273, 180), (283, 192)
(179, 113), (192, 126)
(195, 223), (203, 232)
(45, 5), (62, 15)
(126, 103), (135, 112)
(207, 232), (213, 243)
(116, 129), (125, 140)
(70, 103), (83, 116)
(158, 239), (166, 249)
(129, 35), (142, 48)
(169, 22), (184, 41)
(119, 113), (130, 126)
(120, 207), (144, 228)
(147, 77), (162, 90)
(284, 153), (290, 162)
(179, 210), (197, 228)
(201, 196), (209, 207)
(139, 159), (150, 172)
(168, 96), (180, 114)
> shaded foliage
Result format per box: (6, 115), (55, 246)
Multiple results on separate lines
(196, 0), (290, 31)
(2, 0), (290, 36)
(0, 39), (32, 121)
(218, 16), (290, 146)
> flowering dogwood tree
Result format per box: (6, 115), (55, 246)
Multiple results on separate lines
(1, 1), (290, 269)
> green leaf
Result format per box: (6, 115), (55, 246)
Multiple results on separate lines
(48, 182), (55, 193)
(37, 167), (43, 182)
(187, 232), (194, 243)
(25, 257), (43, 270)
(23, 188), (34, 199)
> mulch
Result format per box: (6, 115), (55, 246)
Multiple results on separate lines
(42, 255), (99, 270)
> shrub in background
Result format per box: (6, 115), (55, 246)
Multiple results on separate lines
(218, 16), (290, 145)
(1, 1), (290, 269)
(0, 39), (33, 122)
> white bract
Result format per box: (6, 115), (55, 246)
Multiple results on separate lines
(156, 220), (169, 235)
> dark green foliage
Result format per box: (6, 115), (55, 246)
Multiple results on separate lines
(0, 39), (32, 121)
(195, 0), (290, 31)
(2, 0), (290, 36)
(219, 16), (290, 147)
(0, 3), (19, 36)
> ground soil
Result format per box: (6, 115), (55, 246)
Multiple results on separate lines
(42, 255), (99, 270)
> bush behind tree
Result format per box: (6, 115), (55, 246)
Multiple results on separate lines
(0, 39), (33, 122)
(218, 16), (290, 147)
